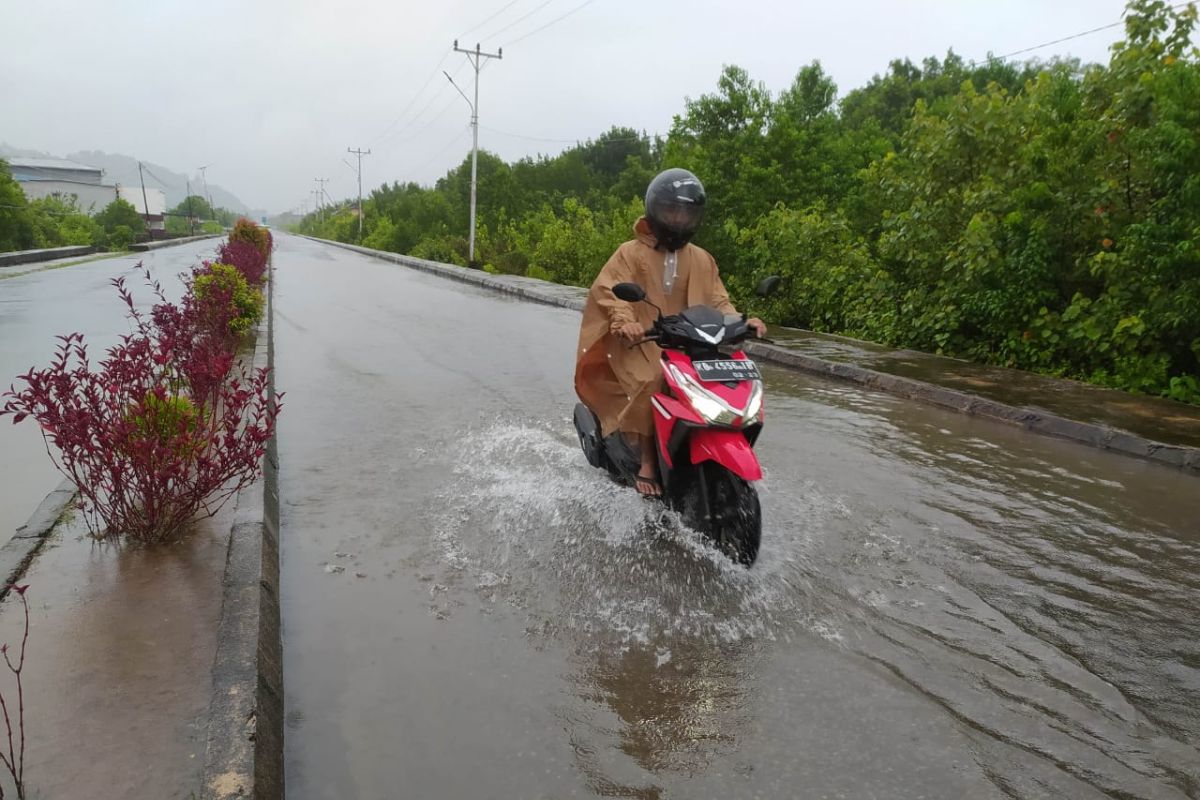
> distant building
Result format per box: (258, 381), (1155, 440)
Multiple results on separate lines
(9, 157), (115, 213)
(9, 157), (167, 237)
(116, 185), (166, 236)
(8, 157), (103, 185)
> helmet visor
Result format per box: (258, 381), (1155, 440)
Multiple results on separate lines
(648, 196), (706, 236)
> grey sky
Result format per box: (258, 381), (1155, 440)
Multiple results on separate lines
(2, 0), (1137, 213)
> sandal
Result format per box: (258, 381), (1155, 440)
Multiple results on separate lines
(633, 471), (662, 497)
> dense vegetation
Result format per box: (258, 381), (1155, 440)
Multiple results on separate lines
(297, 0), (1200, 404)
(0, 163), (144, 251)
(0, 164), (237, 251)
(165, 195), (237, 236)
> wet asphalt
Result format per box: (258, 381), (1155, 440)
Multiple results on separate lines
(275, 235), (1200, 800)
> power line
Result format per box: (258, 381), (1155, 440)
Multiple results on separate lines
(139, 164), (180, 190)
(377, 93), (462, 149)
(480, 124), (655, 144)
(973, 1), (1194, 65)
(375, 61), (468, 149)
(369, 51), (452, 146)
(0, 202), (96, 216)
(369, 0), (531, 147)
(480, 0), (557, 42)
(458, 0), (522, 39)
(480, 126), (578, 143)
(425, 125), (473, 164)
(504, 0), (599, 47)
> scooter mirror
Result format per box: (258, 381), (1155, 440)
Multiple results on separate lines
(755, 275), (783, 298)
(612, 282), (647, 303)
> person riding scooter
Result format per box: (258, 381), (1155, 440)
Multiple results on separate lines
(574, 169), (766, 497)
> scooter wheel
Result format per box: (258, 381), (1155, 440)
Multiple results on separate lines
(676, 465), (761, 566)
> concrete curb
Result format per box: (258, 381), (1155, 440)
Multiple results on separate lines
(200, 265), (283, 799)
(302, 234), (1200, 474)
(130, 234), (223, 252)
(0, 245), (96, 268)
(0, 478), (77, 599)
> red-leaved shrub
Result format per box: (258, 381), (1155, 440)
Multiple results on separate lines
(0, 269), (281, 543)
(216, 239), (268, 286)
(229, 218), (272, 261)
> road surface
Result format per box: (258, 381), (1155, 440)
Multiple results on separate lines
(275, 234), (1200, 800)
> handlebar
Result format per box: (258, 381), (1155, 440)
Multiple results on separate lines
(626, 328), (658, 348)
(622, 313), (769, 349)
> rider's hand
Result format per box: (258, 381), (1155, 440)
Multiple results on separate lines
(747, 318), (767, 338)
(616, 322), (645, 343)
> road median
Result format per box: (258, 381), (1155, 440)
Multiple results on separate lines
(0, 245), (96, 268)
(130, 233), (223, 251)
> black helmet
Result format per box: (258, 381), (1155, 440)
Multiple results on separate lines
(644, 168), (706, 252)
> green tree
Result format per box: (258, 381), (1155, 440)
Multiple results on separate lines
(95, 199), (147, 249)
(285, 0), (1199, 405)
(0, 159), (36, 251)
(28, 194), (104, 247)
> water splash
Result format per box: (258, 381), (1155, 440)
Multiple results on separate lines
(422, 420), (849, 648)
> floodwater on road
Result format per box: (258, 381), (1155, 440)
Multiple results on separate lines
(0, 241), (220, 537)
(276, 235), (1200, 800)
(0, 508), (232, 799)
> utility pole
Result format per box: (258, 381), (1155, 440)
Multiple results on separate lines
(198, 164), (214, 223)
(347, 147), (371, 242)
(137, 161), (151, 235)
(186, 179), (195, 236)
(451, 40), (502, 266)
(314, 178), (328, 225)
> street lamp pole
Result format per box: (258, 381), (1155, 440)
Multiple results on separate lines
(198, 164), (214, 224)
(451, 40), (502, 266)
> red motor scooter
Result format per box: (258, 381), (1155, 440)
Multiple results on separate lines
(573, 277), (780, 565)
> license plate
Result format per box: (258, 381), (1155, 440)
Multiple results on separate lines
(693, 359), (761, 382)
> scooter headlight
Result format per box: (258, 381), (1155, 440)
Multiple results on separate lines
(742, 381), (764, 425)
(668, 365), (739, 426)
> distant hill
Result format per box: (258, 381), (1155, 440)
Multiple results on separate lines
(1, 143), (260, 217)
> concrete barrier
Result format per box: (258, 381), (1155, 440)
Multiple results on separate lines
(130, 234), (222, 252)
(0, 478), (77, 600)
(0, 245), (95, 268)
(200, 265), (283, 799)
(301, 235), (1200, 475)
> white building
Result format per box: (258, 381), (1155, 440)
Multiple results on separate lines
(8, 157), (167, 235)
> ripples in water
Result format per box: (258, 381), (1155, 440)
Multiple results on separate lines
(419, 413), (1200, 799)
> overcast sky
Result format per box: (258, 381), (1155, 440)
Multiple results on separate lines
(1, 0), (1139, 213)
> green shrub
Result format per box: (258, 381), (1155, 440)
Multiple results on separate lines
(127, 391), (202, 457)
(410, 235), (468, 266)
(106, 225), (136, 251)
(95, 199), (146, 243)
(193, 262), (264, 336)
(525, 264), (553, 282)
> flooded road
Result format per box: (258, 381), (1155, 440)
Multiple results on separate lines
(276, 235), (1200, 799)
(0, 241), (218, 537)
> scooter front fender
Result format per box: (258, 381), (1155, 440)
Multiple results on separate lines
(652, 394), (701, 470)
(689, 429), (763, 482)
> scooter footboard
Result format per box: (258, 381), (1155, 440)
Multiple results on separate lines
(689, 429), (763, 481)
(573, 403), (606, 469)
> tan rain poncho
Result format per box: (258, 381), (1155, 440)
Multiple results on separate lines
(575, 217), (738, 438)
